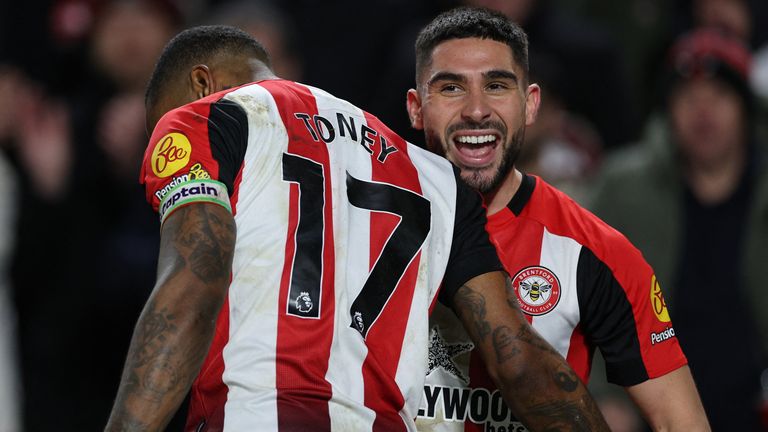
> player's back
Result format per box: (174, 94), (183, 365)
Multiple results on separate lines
(143, 79), (462, 431)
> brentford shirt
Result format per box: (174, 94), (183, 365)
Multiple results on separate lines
(416, 174), (687, 432)
(140, 79), (502, 432)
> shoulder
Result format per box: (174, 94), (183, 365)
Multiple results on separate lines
(529, 177), (648, 269)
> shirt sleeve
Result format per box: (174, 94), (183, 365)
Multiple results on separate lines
(577, 244), (687, 386)
(439, 167), (505, 306)
(139, 97), (249, 225)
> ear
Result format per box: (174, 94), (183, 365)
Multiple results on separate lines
(189, 64), (214, 99)
(406, 88), (424, 130)
(524, 83), (541, 126)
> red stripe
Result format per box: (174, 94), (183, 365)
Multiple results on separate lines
(360, 113), (422, 432)
(260, 80), (335, 430)
(565, 324), (592, 383)
(228, 162), (244, 216)
(184, 296), (231, 432)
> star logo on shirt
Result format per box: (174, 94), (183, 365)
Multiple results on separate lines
(427, 327), (474, 384)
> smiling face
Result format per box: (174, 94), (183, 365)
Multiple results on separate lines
(408, 37), (540, 194)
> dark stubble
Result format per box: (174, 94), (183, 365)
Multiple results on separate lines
(426, 121), (525, 194)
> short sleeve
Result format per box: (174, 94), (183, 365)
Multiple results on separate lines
(439, 168), (505, 306)
(140, 97), (249, 225)
(577, 245), (687, 386)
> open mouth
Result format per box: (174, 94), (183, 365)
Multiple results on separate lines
(452, 133), (499, 168)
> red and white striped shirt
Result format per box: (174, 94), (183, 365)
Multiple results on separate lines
(140, 80), (502, 432)
(416, 174), (687, 431)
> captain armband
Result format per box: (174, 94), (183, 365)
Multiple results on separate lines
(158, 179), (232, 225)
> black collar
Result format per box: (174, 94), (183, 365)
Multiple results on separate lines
(506, 173), (536, 216)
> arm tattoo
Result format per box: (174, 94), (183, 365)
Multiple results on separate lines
(454, 284), (491, 340)
(492, 326), (521, 362)
(109, 298), (220, 430)
(525, 400), (593, 432)
(553, 366), (580, 392)
(107, 204), (235, 431)
(173, 204), (236, 283)
(122, 300), (183, 403)
(504, 276), (520, 311)
(491, 316), (560, 363)
(515, 323), (560, 357)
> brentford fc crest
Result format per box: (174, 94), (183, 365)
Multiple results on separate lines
(513, 266), (562, 316)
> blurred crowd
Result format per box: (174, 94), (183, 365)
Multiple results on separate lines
(0, 0), (766, 430)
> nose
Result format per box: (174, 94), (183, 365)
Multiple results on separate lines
(460, 89), (492, 123)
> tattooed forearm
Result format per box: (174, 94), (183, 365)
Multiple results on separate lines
(133, 302), (176, 367)
(461, 272), (610, 431)
(509, 372), (607, 432)
(106, 204), (235, 431)
(525, 400), (593, 432)
(172, 204), (236, 283)
(107, 296), (220, 431)
(127, 300), (182, 401)
(454, 284), (492, 340)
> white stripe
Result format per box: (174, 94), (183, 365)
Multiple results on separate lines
(308, 85), (376, 431)
(396, 144), (457, 425)
(531, 228), (582, 358)
(221, 85), (290, 431)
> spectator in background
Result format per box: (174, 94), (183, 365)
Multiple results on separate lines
(5, 1), (183, 430)
(590, 28), (768, 431)
(663, 0), (768, 112)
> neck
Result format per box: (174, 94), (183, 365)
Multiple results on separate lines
(685, 144), (746, 205)
(253, 68), (279, 82)
(484, 169), (523, 215)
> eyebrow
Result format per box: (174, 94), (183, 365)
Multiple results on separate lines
(426, 69), (520, 87)
(427, 71), (466, 87)
(484, 69), (519, 84)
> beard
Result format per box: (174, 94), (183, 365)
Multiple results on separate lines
(425, 121), (525, 194)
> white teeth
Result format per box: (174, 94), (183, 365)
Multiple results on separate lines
(456, 135), (495, 144)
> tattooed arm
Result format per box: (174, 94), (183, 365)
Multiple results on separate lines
(105, 203), (236, 431)
(452, 271), (610, 432)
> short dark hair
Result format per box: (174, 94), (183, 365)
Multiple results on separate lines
(145, 25), (270, 108)
(415, 7), (529, 86)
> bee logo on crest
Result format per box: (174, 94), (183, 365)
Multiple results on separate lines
(513, 266), (562, 316)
